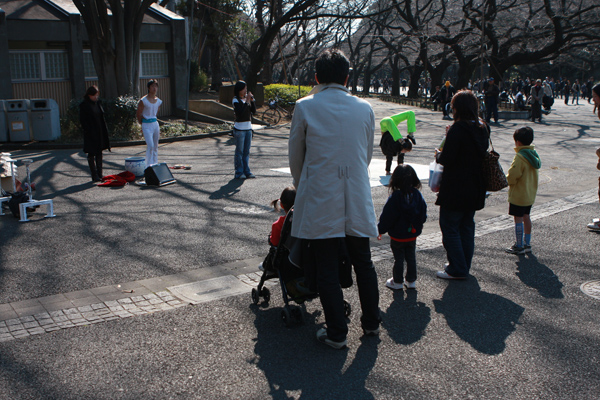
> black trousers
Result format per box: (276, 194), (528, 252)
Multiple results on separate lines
(303, 236), (380, 342)
(87, 152), (103, 179)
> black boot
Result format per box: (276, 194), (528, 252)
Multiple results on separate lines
(96, 153), (103, 180)
(88, 157), (100, 182)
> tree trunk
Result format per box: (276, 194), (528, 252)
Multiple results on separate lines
(210, 42), (222, 91)
(390, 55), (400, 96)
(73, 0), (153, 98)
(407, 65), (423, 98)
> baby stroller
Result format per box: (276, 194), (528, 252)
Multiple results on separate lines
(251, 208), (352, 327)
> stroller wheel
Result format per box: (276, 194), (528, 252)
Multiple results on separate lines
(343, 300), (352, 317)
(281, 307), (292, 327)
(260, 287), (271, 304)
(251, 288), (260, 305)
(291, 308), (303, 324)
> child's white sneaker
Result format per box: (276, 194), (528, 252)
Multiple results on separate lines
(385, 278), (404, 290)
(587, 221), (600, 231)
(404, 281), (416, 289)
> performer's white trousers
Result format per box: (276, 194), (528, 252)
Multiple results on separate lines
(142, 121), (160, 166)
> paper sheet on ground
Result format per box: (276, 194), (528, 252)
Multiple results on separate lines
(271, 160), (429, 187)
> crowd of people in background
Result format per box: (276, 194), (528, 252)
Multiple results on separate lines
(363, 75), (596, 109)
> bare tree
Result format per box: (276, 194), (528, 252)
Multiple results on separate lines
(72, 0), (156, 98)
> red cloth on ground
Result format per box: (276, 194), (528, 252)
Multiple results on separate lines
(269, 215), (286, 246)
(116, 171), (136, 182)
(97, 171), (135, 187)
(97, 176), (127, 187)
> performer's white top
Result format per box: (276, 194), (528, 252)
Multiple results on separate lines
(141, 97), (162, 120)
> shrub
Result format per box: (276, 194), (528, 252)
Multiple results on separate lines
(264, 84), (313, 105)
(103, 96), (140, 140)
(60, 96), (141, 142)
(190, 61), (209, 92)
(160, 123), (201, 138)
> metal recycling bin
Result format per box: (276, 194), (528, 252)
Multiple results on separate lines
(30, 98), (61, 141)
(0, 100), (7, 142)
(6, 99), (31, 142)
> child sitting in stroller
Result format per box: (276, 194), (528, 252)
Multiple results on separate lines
(253, 187), (352, 326)
(259, 186), (296, 274)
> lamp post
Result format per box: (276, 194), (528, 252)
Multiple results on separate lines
(480, 1), (485, 94)
(185, 0), (195, 132)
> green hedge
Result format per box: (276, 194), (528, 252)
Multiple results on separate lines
(60, 96), (141, 143)
(264, 84), (313, 105)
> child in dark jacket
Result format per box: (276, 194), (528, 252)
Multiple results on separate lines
(378, 165), (427, 290)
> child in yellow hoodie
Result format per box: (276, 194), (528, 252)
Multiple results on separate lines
(505, 126), (542, 254)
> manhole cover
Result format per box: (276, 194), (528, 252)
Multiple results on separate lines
(580, 280), (600, 300)
(223, 205), (271, 215)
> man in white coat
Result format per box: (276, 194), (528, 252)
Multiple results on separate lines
(289, 48), (381, 349)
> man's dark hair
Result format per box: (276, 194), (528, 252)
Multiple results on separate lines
(315, 49), (349, 85)
(514, 126), (534, 145)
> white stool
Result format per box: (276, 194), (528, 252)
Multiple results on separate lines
(0, 196), (10, 215)
(0, 158), (17, 216)
(19, 199), (55, 222)
(18, 159), (56, 222)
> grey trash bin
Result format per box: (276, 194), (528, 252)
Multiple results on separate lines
(0, 100), (7, 142)
(31, 98), (61, 141)
(6, 99), (31, 142)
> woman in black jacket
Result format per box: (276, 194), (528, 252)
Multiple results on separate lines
(435, 90), (490, 279)
(79, 86), (110, 182)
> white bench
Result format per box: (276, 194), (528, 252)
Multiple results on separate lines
(19, 199), (55, 222)
(0, 196), (10, 215)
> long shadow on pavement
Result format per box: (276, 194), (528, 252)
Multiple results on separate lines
(515, 253), (564, 299)
(381, 289), (431, 345)
(433, 277), (524, 355)
(251, 301), (380, 399)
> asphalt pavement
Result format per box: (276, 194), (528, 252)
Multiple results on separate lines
(1, 96), (599, 399)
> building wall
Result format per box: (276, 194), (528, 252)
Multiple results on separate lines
(12, 81), (72, 113)
(0, 1), (185, 119)
(11, 78), (171, 118)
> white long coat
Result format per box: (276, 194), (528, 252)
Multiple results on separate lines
(288, 83), (378, 239)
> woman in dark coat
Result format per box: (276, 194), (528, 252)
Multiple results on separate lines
(79, 85), (110, 181)
(435, 90), (490, 279)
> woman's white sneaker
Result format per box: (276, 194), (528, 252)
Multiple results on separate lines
(385, 278), (404, 290)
